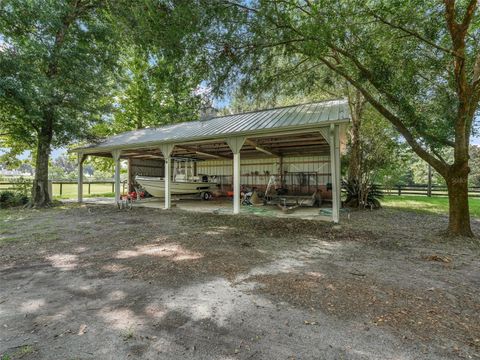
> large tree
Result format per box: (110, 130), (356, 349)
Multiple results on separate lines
(0, 0), (120, 207)
(201, 0), (480, 237)
(109, 45), (202, 133)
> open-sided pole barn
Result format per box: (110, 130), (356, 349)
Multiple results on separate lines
(73, 99), (350, 222)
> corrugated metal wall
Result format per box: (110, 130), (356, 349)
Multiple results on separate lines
(129, 155), (332, 196)
(197, 155), (332, 196)
(130, 158), (165, 177)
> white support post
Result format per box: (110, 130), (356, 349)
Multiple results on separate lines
(334, 124), (341, 215)
(329, 124), (340, 223)
(226, 136), (246, 214)
(77, 153), (85, 203)
(160, 144), (175, 210)
(112, 150), (121, 203)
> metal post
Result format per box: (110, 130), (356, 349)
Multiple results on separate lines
(334, 125), (341, 215)
(329, 124), (340, 223)
(233, 153), (241, 214)
(279, 156), (284, 187)
(127, 158), (133, 192)
(226, 136), (246, 215)
(112, 150), (121, 202)
(77, 153), (85, 203)
(160, 144), (175, 210)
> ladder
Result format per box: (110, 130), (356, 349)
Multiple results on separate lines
(265, 175), (278, 197)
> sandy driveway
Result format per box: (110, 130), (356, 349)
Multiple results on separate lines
(0, 204), (479, 359)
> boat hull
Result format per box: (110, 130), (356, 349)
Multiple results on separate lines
(136, 176), (216, 197)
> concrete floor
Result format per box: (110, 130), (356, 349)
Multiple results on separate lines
(72, 197), (334, 221)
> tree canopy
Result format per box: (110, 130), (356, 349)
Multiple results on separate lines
(194, 0), (480, 236)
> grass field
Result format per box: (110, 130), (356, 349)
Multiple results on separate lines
(0, 182), (115, 198)
(51, 183), (114, 197)
(382, 195), (480, 218)
(3, 180), (480, 218)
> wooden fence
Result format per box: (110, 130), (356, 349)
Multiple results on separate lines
(3, 180), (480, 198)
(380, 185), (480, 198)
(0, 180), (115, 196)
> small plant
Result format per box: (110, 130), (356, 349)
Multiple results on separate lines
(122, 327), (135, 341)
(14, 345), (34, 357)
(343, 179), (383, 209)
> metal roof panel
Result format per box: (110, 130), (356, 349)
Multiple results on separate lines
(75, 99), (350, 152)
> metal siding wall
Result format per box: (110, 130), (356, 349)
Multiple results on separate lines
(130, 158), (165, 178)
(197, 156), (330, 175)
(197, 155), (332, 194)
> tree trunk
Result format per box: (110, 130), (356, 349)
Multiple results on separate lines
(347, 89), (365, 183)
(348, 115), (361, 183)
(31, 115), (53, 207)
(446, 164), (473, 237)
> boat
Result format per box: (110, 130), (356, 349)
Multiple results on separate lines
(135, 175), (217, 197)
(135, 158), (217, 198)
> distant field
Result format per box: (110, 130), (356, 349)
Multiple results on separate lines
(382, 195), (480, 218)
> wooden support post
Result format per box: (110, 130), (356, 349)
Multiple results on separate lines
(60, 183), (63, 196)
(88, 183), (91, 195)
(160, 144), (175, 210)
(427, 164), (432, 197)
(226, 137), (246, 215)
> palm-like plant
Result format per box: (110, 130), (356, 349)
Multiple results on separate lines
(342, 179), (383, 209)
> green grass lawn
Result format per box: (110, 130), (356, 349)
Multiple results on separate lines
(54, 192), (115, 200)
(382, 195), (480, 218)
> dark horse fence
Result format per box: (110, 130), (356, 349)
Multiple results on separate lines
(380, 184), (480, 198)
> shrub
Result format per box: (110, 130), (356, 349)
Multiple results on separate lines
(0, 191), (29, 209)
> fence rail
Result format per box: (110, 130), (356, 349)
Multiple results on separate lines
(380, 185), (480, 197)
(0, 180), (115, 196)
(3, 180), (480, 198)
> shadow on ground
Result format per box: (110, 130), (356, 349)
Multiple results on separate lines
(0, 205), (479, 359)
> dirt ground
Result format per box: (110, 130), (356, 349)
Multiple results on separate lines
(0, 204), (479, 360)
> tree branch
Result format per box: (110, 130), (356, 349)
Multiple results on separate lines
(317, 55), (448, 175)
(369, 11), (460, 58)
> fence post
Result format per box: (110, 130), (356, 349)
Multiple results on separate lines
(111, 182), (114, 193)
(397, 185), (402, 196)
(88, 183), (91, 195)
(60, 183), (63, 196)
(427, 164), (432, 197)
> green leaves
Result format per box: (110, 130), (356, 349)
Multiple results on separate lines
(0, 0), (120, 148)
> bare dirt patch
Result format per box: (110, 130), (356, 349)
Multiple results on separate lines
(0, 204), (479, 359)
